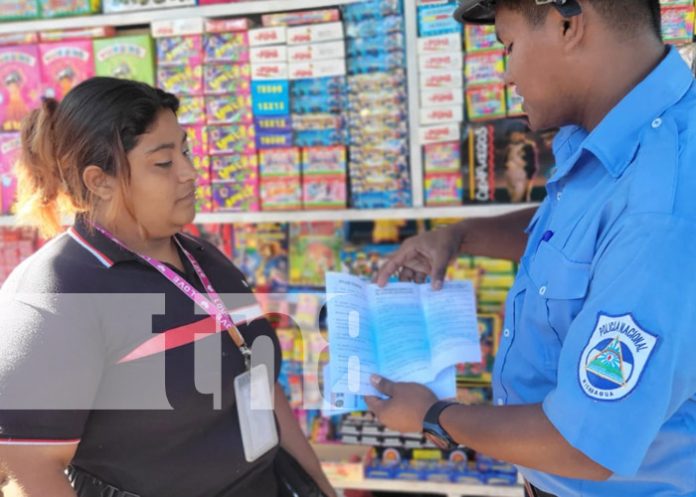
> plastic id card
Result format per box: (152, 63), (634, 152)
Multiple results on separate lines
(234, 364), (278, 462)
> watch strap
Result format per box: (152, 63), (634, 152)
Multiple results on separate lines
(423, 400), (458, 448)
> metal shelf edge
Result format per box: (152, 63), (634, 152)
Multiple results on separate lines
(0, 0), (359, 34)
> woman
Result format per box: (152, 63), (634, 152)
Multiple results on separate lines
(0, 77), (335, 497)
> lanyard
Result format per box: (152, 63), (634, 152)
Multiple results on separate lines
(93, 224), (252, 370)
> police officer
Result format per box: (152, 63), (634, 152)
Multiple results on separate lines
(370, 1), (696, 496)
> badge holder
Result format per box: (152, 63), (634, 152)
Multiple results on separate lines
(234, 363), (279, 462)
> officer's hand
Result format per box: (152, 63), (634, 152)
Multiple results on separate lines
(365, 375), (438, 434)
(375, 225), (464, 289)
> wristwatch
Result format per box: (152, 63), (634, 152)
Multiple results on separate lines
(422, 400), (458, 450)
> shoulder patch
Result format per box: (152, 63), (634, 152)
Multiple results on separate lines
(579, 313), (657, 401)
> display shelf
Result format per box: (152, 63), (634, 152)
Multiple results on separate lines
(0, 203), (536, 227)
(331, 477), (524, 497)
(404, 0), (425, 207)
(194, 203), (536, 223)
(0, 0), (360, 34)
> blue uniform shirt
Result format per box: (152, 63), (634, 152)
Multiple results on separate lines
(492, 46), (696, 496)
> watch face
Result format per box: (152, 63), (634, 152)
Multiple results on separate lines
(424, 430), (453, 450)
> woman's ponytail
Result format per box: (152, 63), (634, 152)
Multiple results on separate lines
(15, 98), (69, 238)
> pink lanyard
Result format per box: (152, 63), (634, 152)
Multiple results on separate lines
(94, 224), (252, 370)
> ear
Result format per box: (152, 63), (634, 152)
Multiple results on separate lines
(82, 165), (117, 201)
(559, 9), (585, 52)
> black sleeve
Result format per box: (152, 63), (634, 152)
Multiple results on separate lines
(0, 292), (104, 442)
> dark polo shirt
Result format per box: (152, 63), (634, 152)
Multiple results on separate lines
(0, 217), (281, 497)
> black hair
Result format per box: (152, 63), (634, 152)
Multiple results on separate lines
(16, 77), (179, 237)
(499, 0), (662, 39)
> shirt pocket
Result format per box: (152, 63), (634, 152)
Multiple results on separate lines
(527, 240), (591, 343)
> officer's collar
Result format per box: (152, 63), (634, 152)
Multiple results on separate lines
(553, 46), (694, 180)
(71, 215), (204, 269)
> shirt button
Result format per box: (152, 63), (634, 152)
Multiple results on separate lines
(496, 398), (505, 406)
(503, 328), (511, 338)
(652, 118), (662, 128)
(556, 191), (563, 201)
(539, 286), (547, 296)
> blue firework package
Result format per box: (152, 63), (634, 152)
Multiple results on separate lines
(251, 80), (289, 116)
(418, 4), (463, 37)
(291, 94), (345, 114)
(346, 32), (404, 57)
(347, 69), (405, 93)
(257, 130), (293, 149)
(341, 0), (402, 22)
(290, 76), (346, 97)
(345, 15), (404, 38)
(254, 115), (292, 132)
(294, 128), (346, 147)
(347, 50), (405, 75)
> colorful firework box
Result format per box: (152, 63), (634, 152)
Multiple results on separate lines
(0, 45), (41, 132)
(462, 119), (558, 203)
(39, 40), (94, 100)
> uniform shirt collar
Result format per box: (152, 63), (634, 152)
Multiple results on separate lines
(72, 215), (203, 268)
(552, 46), (694, 180)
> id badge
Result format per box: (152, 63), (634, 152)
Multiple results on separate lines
(234, 363), (279, 462)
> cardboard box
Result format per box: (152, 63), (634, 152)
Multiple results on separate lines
(288, 41), (345, 62)
(151, 18), (204, 38)
(312, 443), (373, 483)
(262, 8), (340, 27)
(251, 80), (289, 115)
(0, 0), (39, 21)
(421, 87), (463, 107)
(204, 18), (253, 33)
(419, 69), (463, 89)
(39, 40), (94, 100)
(103, 0), (194, 13)
(0, 32), (39, 46)
(0, 133), (21, 213)
(287, 22), (344, 45)
(251, 62), (289, 80)
(0, 45), (42, 132)
(250, 45), (287, 63)
(38, 0), (99, 18)
(203, 32), (249, 64)
(39, 26), (115, 42)
(156, 35), (203, 67)
(419, 123), (460, 145)
(418, 51), (462, 71)
(417, 4), (463, 37)
(249, 27), (287, 46)
(93, 34), (155, 86)
(417, 33), (462, 53)
(289, 59), (346, 80)
(420, 105), (463, 125)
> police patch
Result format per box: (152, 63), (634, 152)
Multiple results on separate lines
(579, 314), (657, 401)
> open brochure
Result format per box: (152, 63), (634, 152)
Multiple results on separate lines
(324, 272), (481, 405)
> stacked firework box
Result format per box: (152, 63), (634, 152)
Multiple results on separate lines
(153, 19), (213, 212)
(659, 0), (696, 44)
(204, 17), (255, 212)
(250, 24), (298, 211)
(416, 0), (464, 206)
(343, 0), (412, 209)
(287, 17), (348, 210)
